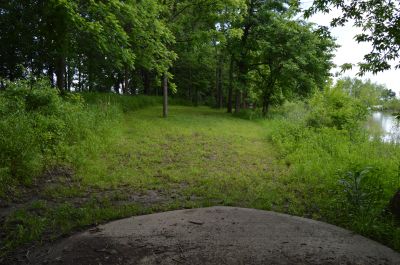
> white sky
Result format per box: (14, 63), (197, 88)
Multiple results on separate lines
(301, 1), (400, 95)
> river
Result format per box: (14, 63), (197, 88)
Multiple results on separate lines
(367, 111), (400, 143)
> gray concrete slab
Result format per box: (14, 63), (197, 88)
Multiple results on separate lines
(31, 207), (400, 264)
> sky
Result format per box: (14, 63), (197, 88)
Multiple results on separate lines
(301, 1), (400, 95)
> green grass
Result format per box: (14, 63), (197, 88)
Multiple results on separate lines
(2, 104), (400, 259)
(79, 106), (283, 204)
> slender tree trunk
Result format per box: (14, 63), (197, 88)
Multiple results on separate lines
(156, 80), (159, 96)
(227, 57), (234, 113)
(235, 90), (241, 114)
(48, 65), (55, 87)
(242, 91), (247, 109)
(262, 95), (270, 116)
(163, 73), (168, 118)
(188, 67), (193, 103)
(217, 62), (223, 108)
(78, 69), (82, 92)
(114, 76), (120, 94)
(194, 87), (199, 106)
(215, 58), (219, 107)
(55, 55), (65, 91)
(88, 61), (94, 92)
(262, 86), (273, 116)
(123, 66), (129, 94)
(66, 63), (73, 91)
(215, 59), (223, 108)
(143, 69), (151, 95)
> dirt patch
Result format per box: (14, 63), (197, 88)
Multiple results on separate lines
(0, 166), (75, 217)
(0, 165), (200, 264)
(30, 237), (153, 265)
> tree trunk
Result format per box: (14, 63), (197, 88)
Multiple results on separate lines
(227, 57), (234, 113)
(215, 58), (219, 107)
(262, 98), (270, 116)
(114, 76), (120, 94)
(78, 69), (82, 92)
(217, 62), (223, 108)
(262, 90), (272, 116)
(163, 73), (168, 118)
(262, 73), (279, 116)
(55, 55), (65, 91)
(66, 62), (73, 91)
(88, 61), (94, 92)
(188, 67), (193, 103)
(143, 69), (151, 95)
(235, 90), (241, 114)
(48, 65), (55, 87)
(123, 66), (129, 94)
(242, 91), (247, 109)
(194, 87), (199, 106)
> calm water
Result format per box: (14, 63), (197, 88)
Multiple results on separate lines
(367, 111), (400, 143)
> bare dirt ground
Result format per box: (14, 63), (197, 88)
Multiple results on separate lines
(23, 207), (400, 265)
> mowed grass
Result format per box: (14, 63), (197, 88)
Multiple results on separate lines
(80, 106), (285, 208)
(2, 105), (295, 259)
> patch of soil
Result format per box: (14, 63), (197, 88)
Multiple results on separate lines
(31, 237), (154, 265)
(0, 166), (75, 217)
(0, 166), (200, 265)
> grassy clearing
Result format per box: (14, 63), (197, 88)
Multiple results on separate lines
(1, 105), (287, 259)
(1, 103), (400, 260)
(79, 106), (284, 205)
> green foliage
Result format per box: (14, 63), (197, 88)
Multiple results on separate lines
(306, 0), (400, 74)
(339, 167), (384, 213)
(233, 109), (263, 120)
(306, 88), (368, 130)
(0, 0), (175, 92)
(382, 98), (400, 112)
(0, 79), (122, 197)
(335, 77), (388, 108)
(250, 18), (336, 114)
(269, 99), (400, 250)
(0, 0), (335, 114)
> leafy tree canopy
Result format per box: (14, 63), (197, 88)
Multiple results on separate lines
(305, 0), (400, 74)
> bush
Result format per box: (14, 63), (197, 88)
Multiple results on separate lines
(382, 98), (400, 112)
(307, 89), (368, 131)
(0, 80), (121, 198)
(268, 92), (400, 250)
(233, 108), (263, 120)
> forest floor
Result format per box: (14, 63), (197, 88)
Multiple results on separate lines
(2, 106), (296, 263)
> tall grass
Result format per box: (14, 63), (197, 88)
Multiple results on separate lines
(81, 93), (162, 112)
(0, 80), (165, 199)
(267, 90), (400, 249)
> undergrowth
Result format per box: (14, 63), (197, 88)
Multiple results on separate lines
(267, 89), (400, 250)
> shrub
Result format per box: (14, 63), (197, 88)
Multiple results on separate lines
(0, 80), (122, 198)
(307, 89), (368, 131)
(268, 93), (400, 249)
(233, 109), (263, 120)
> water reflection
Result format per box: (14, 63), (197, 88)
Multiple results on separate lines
(367, 112), (400, 143)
